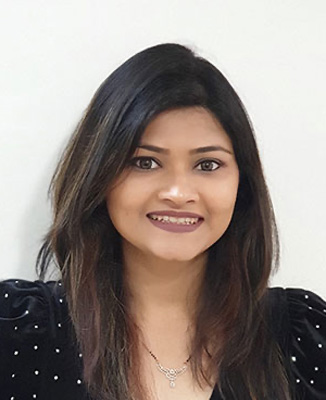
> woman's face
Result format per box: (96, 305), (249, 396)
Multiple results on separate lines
(106, 107), (239, 263)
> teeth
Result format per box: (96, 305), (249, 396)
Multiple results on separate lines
(149, 214), (199, 225)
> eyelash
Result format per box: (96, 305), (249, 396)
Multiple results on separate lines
(129, 156), (223, 172)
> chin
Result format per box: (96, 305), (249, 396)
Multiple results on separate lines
(146, 238), (212, 261)
(151, 248), (204, 262)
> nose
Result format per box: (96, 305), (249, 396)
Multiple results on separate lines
(157, 174), (199, 206)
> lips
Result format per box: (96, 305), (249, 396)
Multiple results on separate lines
(147, 210), (204, 219)
(147, 212), (204, 233)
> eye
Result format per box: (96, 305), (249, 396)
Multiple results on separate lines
(196, 159), (221, 171)
(130, 157), (160, 170)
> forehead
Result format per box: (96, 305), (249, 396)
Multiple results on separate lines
(141, 107), (232, 148)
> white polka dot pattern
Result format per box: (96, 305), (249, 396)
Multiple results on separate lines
(1, 280), (326, 399)
(285, 288), (326, 397)
(0, 279), (87, 399)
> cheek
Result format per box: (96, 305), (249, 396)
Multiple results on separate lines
(106, 186), (122, 221)
(106, 183), (142, 221)
(209, 183), (239, 220)
(211, 174), (239, 201)
(106, 171), (137, 215)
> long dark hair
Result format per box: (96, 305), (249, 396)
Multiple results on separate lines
(37, 43), (291, 399)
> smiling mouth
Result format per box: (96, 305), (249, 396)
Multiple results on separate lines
(147, 214), (202, 225)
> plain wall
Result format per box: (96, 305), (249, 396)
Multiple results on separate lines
(1, 1), (325, 296)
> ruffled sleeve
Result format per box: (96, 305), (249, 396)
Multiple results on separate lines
(0, 279), (87, 400)
(285, 288), (326, 399)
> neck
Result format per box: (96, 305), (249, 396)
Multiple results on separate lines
(122, 241), (208, 324)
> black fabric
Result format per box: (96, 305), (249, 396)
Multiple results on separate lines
(0, 280), (325, 400)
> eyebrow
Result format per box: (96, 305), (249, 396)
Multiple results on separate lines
(137, 144), (233, 155)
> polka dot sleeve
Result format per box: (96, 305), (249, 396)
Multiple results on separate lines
(0, 279), (89, 400)
(285, 288), (326, 400)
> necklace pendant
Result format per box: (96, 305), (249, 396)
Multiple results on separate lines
(147, 345), (189, 390)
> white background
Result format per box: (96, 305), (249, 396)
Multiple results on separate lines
(0, 1), (325, 297)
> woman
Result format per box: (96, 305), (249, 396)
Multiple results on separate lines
(1, 43), (325, 400)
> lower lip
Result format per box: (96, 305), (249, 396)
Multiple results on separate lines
(147, 216), (204, 233)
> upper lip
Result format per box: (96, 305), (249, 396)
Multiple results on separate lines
(147, 211), (204, 219)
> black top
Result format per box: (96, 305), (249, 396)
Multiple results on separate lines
(0, 280), (326, 400)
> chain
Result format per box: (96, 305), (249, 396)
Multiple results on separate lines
(145, 345), (191, 388)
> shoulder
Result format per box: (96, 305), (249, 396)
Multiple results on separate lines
(0, 278), (70, 358)
(0, 279), (87, 399)
(266, 287), (326, 399)
(0, 279), (66, 330)
(265, 287), (326, 340)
